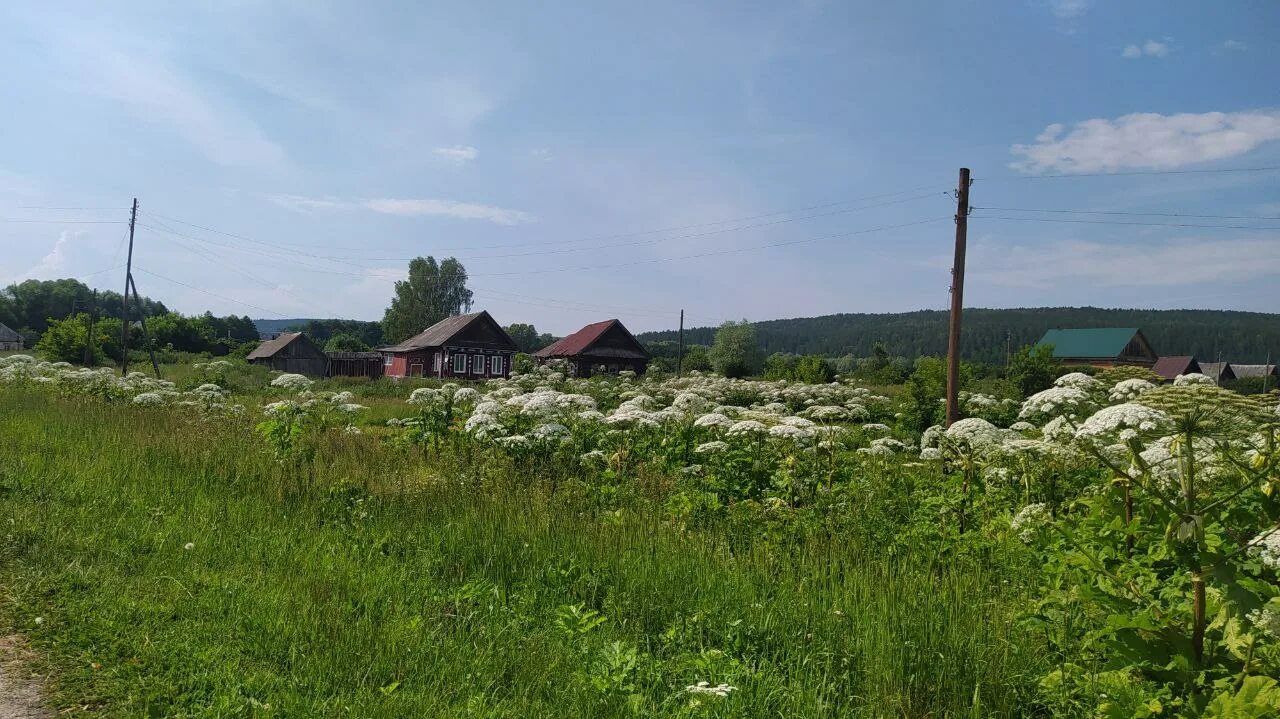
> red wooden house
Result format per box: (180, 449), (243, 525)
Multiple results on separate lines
(533, 319), (651, 377)
(378, 311), (518, 380)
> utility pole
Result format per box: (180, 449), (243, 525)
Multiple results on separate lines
(677, 309), (685, 378)
(121, 198), (138, 376)
(84, 289), (97, 366)
(944, 168), (971, 428)
(128, 274), (162, 378)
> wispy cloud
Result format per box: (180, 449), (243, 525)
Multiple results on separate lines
(1046, 0), (1091, 19)
(265, 194), (535, 225)
(66, 39), (286, 170)
(1010, 110), (1280, 174)
(432, 145), (478, 164)
(362, 198), (534, 225)
(1122, 39), (1171, 59)
(1221, 39), (1248, 52)
(970, 236), (1280, 288)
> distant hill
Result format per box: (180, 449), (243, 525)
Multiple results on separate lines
(636, 307), (1280, 365)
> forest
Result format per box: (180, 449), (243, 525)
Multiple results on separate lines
(637, 307), (1280, 364)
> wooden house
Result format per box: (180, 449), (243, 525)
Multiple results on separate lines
(0, 322), (23, 351)
(533, 319), (651, 377)
(1034, 328), (1158, 368)
(1231, 364), (1278, 379)
(326, 351), (384, 379)
(1199, 362), (1236, 383)
(379, 311), (517, 380)
(246, 332), (328, 377)
(1152, 355), (1200, 382)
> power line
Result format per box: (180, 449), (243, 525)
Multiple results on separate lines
(469, 216), (951, 278)
(0, 219), (125, 224)
(132, 267), (291, 318)
(980, 165), (1280, 180)
(972, 206), (1280, 221)
(14, 205), (127, 211)
(970, 214), (1280, 231)
(139, 190), (946, 263)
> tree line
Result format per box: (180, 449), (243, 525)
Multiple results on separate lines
(637, 307), (1280, 364)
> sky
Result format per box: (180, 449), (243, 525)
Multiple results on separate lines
(1, 1), (1278, 335)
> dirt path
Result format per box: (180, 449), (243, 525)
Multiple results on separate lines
(0, 636), (49, 719)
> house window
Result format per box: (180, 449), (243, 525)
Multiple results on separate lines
(490, 355), (504, 375)
(472, 354), (485, 374)
(383, 355), (393, 367)
(432, 352), (441, 372)
(452, 353), (466, 374)
(408, 363), (423, 378)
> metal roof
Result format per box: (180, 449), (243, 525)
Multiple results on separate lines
(1232, 363), (1277, 378)
(1035, 328), (1143, 359)
(533, 319), (650, 359)
(0, 322), (20, 342)
(379, 311), (516, 353)
(1152, 355), (1199, 380)
(247, 332), (302, 359)
(1199, 362), (1235, 381)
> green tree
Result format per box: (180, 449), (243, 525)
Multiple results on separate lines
(681, 345), (712, 372)
(504, 323), (556, 354)
(709, 320), (762, 378)
(381, 257), (474, 345)
(324, 333), (370, 352)
(793, 355), (834, 384)
(762, 352), (798, 380)
(34, 314), (114, 364)
(1005, 343), (1062, 397)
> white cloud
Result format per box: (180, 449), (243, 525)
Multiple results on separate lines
(1046, 0), (1090, 19)
(1221, 39), (1248, 52)
(971, 236), (1280, 288)
(1122, 39), (1171, 59)
(19, 231), (76, 281)
(432, 145), (478, 164)
(528, 148), (553, 161)
(1010, 110), (1280, 174)
(66, 39), (286, 170)
(362, 198), (535, 225)
(264, 194), (535, 225)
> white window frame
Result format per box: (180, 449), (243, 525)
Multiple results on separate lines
(451, 353), (466, 374)
(432, 352), (441, 372)
(472, 354), (486, 374)
(490, 355), (504, 375)
(383, 355), (393, 367)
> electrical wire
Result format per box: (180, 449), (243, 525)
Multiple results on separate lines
(969, 215), (1280, 231)
(132, 267), (291, 318)
(972, 206), (1280, 221)
(0, 219), (125, 224)
(978, 165), (1280, 180)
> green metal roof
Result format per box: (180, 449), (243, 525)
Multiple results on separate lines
(1035, 327), (1141, 359)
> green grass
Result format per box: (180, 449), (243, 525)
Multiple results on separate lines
(0, 390), (1046, 716)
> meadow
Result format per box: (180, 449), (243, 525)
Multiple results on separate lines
(1, 355), (1278, 717)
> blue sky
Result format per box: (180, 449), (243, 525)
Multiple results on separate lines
(2, 1), (1278, 334)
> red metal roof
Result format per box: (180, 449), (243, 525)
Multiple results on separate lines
(533, 319), (618, 358)
(1152, 355), (1199, 380)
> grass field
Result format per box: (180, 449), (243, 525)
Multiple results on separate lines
(0, 389), (1045, 717)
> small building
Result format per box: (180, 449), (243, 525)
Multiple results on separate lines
(1231, 364), (1278, 379)
(246, 332), (328, 377)
(533, 319), (651, 377)
(326, 351), (384, 379)
(1199, 362), (1236, 383)
(1035, 327), (1158, 368)
(1152, 355), (1201, 382)
(379, 311), (517, 380)
(0, 322), (23, 351)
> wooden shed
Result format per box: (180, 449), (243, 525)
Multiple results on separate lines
(326, 351), (384, 379)
(533, 319), (651, 377)
(0, 322), (22, 351)
(1034, 327), (1158, 368)
(379, 311), (518, 380)
(1199, 362), (1236, 383)
(246, 332), (328, 377)
(1152, 355), (1201, 382)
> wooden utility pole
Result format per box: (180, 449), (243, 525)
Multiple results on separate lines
(121, 198), (138, 376)
(944, 168), (971, 428)
(677, 309), (685, 378)
(84, 289), (97, 366)
(128, 274), (162, 378)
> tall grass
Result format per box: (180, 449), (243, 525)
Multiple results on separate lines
(0, 390), (1045, 716)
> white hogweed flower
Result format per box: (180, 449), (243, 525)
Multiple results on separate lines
(1109, 378), (1157, 402)
(1011, 503), (1051, 543)
(1074, 403), (1172, 442)
(270, 373), (313, 391)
